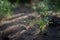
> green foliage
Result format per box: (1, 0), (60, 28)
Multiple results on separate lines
(24, 17), (49, 30)
(32, 0), (50, 30)
(50, 0), (60, 11)
(30, 17), (49, 30)
(0, 0), (11, 20)
(32, 0), (50, 17)
(32, 0), (60, 30)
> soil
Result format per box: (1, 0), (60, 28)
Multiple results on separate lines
(0, 6), (60, 40)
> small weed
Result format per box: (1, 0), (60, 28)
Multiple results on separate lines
(0, 0), (11, 20)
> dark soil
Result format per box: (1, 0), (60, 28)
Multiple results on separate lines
(0, 6), (60, 40)
(35, 16), (60, 40)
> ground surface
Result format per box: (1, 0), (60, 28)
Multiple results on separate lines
(0, 5), (60, 40)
